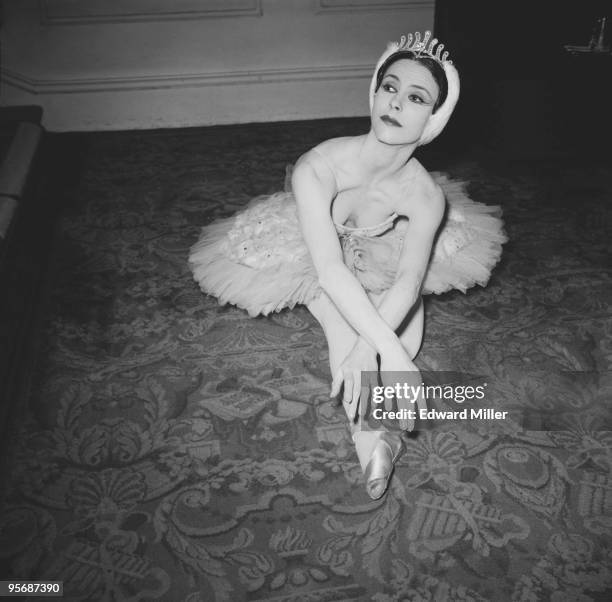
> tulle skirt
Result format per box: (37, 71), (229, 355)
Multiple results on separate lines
(189, 172), (507, 316)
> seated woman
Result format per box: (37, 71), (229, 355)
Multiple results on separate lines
(189, 32), (507, 500)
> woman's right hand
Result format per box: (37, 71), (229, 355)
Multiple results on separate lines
(330, 338), (378, 421)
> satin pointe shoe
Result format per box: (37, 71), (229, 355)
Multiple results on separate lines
(364, 432), (404, 500)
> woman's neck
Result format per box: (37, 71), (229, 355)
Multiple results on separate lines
(357, 130), (417, 178)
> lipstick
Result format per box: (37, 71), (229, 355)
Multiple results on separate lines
(381, 115), (401, 127)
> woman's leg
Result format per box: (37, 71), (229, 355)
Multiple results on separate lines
(307, 293), (385, 473)
(308, 292), (424, 498)
(308, 292), (424, 438)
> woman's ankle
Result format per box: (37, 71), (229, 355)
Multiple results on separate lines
(352, 430), (385, 472)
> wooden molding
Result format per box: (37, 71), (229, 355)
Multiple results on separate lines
(1, 64), (372, 95)
(39, 0), (263, 25)
(315, 0), (434, 13)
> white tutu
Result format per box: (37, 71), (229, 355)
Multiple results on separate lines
(189, 171), (507, 316)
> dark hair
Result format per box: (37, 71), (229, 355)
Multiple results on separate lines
(374, 50), (448, 113)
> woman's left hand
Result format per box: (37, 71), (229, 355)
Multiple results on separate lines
(330, 338), (377, 420)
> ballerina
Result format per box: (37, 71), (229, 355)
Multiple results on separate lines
(189, 31), (507, 499)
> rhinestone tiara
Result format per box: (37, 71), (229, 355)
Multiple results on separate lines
(395, 31), (452, 65)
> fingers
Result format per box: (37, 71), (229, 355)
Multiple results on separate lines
(332, 367), (364, 401)
(377, 365), (422, 432)
(399, 414), (415, 432)
(351, 375), (361, 405)
(331, 367), (367, 424)
(416, 389), (427, 415)
(384, 392), (393, 413)
(330, 369), (343, 398)
(359, 384), (370, 420)
(397, 385), (416, 432)
(342, 373), (353, 405)
(339, 373), (361, 423)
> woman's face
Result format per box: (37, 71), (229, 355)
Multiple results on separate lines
(371, 58), (440, 145)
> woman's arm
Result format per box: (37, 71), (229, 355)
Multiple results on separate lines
(339, 171), (445, 408)
(292, 150), (405, 359)
(374, 181), (445, 328)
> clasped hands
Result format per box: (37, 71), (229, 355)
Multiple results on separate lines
(330, 336), (426, 431)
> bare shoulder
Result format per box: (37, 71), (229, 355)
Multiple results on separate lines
(398, 158), (445, 224)
(294, 136), (364, 190)
(293, 149), (333, 190)
(292, 146), (339, 198)
(407, 158), (442, 195)
(316, 136), (363, 157)
(315, 136), (368, 167)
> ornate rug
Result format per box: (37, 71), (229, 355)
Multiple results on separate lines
(1, 119), (611, 601)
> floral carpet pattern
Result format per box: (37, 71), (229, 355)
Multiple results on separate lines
(1, 119), (611, 601)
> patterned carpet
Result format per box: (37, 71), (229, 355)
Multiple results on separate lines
(1, 119), (611, 601)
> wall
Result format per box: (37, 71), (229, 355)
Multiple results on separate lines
(0, 0), (435, 132)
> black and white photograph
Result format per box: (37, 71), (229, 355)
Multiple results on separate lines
(0, 1), (611, 600)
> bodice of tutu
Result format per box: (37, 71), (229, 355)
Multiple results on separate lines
(189, 171), (507, 316)
(220, 191), (401, 272)
(334, 212), (398, 237)
(334, 212), (402, 293)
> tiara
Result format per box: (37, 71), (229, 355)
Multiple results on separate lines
(395, 31), (452, 65)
